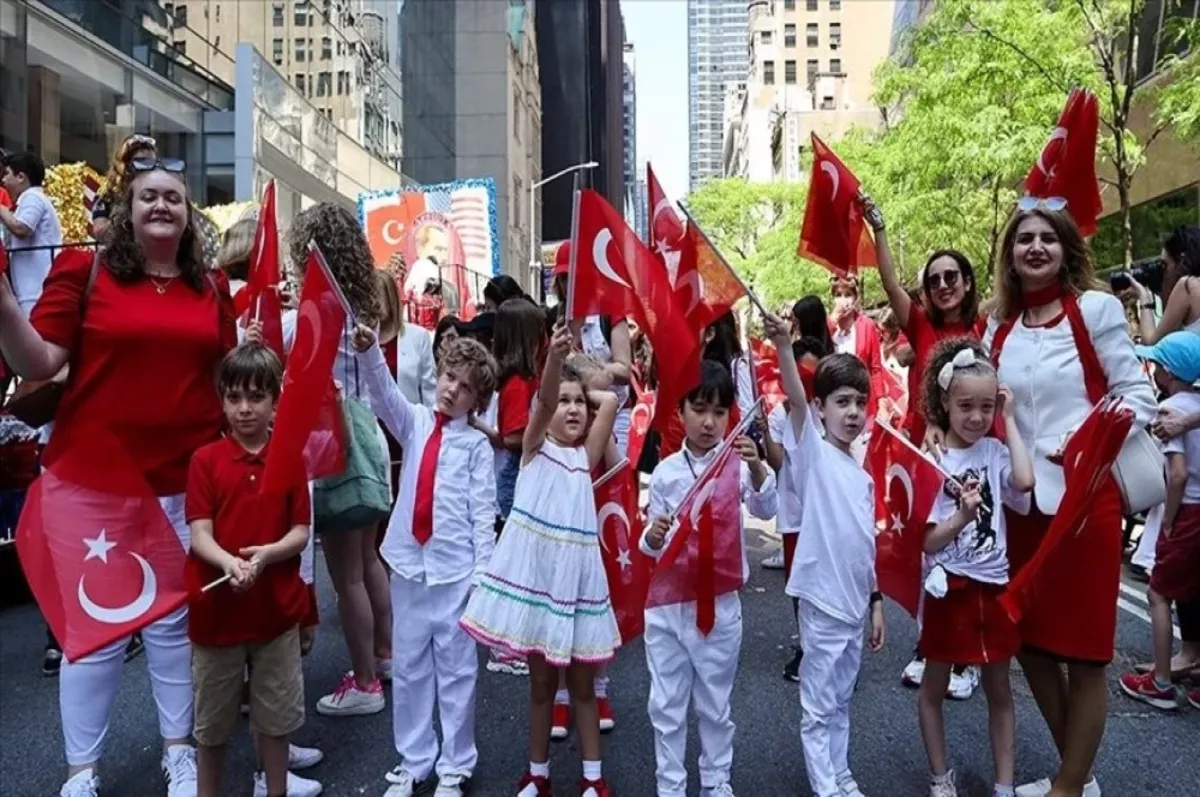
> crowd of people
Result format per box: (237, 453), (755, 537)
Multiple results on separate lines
(0, 136), (1198, 797)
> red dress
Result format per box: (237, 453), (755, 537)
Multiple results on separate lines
(903, 305), (981, 444)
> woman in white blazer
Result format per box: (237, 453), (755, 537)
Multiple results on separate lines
(933, 207), (1155, 797)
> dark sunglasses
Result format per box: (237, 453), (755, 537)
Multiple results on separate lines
(129, 157), (186, 174)
(926, 270), (961, 290)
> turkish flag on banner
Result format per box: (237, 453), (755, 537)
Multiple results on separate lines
(797, 133), (877, 276)
(1024, 88), (1102, 237)
(868, 422), (943, 618)
(627, 388), (656, 470)
(16, 428), (189, 661)
(595, 463), (651, 644)
(263, 244), (349, 494)
(242, 180), (286, 361)
(567, 190), (640, 322)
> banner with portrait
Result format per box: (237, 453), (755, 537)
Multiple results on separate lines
(359, 179), (500, 327)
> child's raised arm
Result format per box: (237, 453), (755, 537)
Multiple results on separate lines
(764, 312), (808, 434)
(523, 321), (572, 460)
(352, 324), (416, 445)
(999, 385), (1035, 493)
(584, 391), (618, 470)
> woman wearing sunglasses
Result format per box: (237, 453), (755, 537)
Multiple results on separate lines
(0, 157), (235, 797)
(929, 205), (1155, 797)
(90, 134), (159, 240)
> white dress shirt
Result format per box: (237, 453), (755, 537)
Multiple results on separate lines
(359, 342), (496, 586)
(640, 444), (777, 586)
(393, 324), (437, 408)
(982, 291), (1156, 515)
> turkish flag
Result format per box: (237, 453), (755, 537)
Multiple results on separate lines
(868, 422), (943, 618)
(567, 190), (640, 322)
(627, 388), (656, 471)
(1024, 88), (1102, 237)
(648, 163), (685, 249)
(242, 180), (286, 361)
(797, 133), (877, 276)
(748, 338), (788, 413)
(595, 463), (651, 644)
(648, 416), (753, 634)
(263, 244), (348, 493)
(16, 428), (189, 661)
(673, 218), (748, 334)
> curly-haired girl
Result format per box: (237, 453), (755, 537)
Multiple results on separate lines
(917, 337), (1034, 797)
(287, 202), (381, 328)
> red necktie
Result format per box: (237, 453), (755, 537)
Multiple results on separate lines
(412, 413), (448, 545)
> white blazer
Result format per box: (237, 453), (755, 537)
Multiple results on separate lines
(393, 324), (437, 408)
(982, 290), (1156, 515)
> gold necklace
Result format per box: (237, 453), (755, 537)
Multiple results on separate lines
(146, 273), (179, 294)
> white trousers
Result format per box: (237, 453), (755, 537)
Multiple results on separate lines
(60, 494), (193, 766)
(645, 594), (742, 797)
(1132, 503), (1163, 573)
(390, 573), (478, 780)
(798, 600), (863, 797)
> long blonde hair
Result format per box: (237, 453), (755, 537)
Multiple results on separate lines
(992, 208), (1102, 320)
(375, 268), (403, 343)
(217, 217), (257, 282)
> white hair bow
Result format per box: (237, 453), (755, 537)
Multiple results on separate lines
(937, 348), (977, 391)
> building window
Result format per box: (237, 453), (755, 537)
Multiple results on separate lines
(821, 95), (835, 110)
(173, 39), (187, 56)
(806, 23), (819, 47)
(272, 39), (283, 64)
(830, 0), (841, 8)
(761, 30), (772, 45)
(763, 60), (775, 85)
(295, 73), (307, 95)
(784, 0), (795, 8)
(807, 0), (818, 10)
(514, 175), (523, 228)
(272, 3), (283, 26)
(513, 89), (522, 139)
(317, 71), (331, 97)
(173, 3), (188, 27)
(294, 38), (307, 61)
(830, 22), (841, 49)
(830, 58), (842, 73)
(321, 37), (332, 60)
(294, 1), (309, 26)
(337, 40), (344, 56)
(337, 70), (349, 95)
(784, 23), (795, 47)
(785, 60), (797, 84)
(807, 58), (818, 83)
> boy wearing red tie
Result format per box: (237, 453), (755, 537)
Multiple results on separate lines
(352, 327), (498, 797)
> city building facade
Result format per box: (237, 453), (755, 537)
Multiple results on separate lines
(688, 0), (746, 191)
(399, 0), (456, 184)
(622, 37), (638, 233)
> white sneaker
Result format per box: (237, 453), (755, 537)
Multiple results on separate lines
(434, 774), (470, 797)
(60, 770), (100, 797)
(161, 745), (198, 797)
(946, 668), (978, 700)
(289, 743), (324, 771)
(838, 778), (866, 797)
(254, 770), (324, 797)
(377, 658), (393, 682)
(485, 654), (530, 676)
(902, 656), (926, 687)
(1015, 778), (1101, 797)
(761, 547), (786, 570)
(316, 672), (386, 716)
(930, 771), (957, 797)
(702, 784), (736, 797)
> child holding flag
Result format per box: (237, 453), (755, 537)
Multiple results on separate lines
(916, 339), (1034, 797)
(640, 359), (777, 797)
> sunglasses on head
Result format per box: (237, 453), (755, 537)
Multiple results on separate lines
(1017, 196), (1067, 212)
(926, 270), (961, 290)
(129, 157), (186, 174)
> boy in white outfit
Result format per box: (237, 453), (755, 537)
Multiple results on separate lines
(765, 313), (885, 797)
(353, 330), (499, 797)
(641, 360), (778, 797)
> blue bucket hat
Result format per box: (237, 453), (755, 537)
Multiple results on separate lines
(1134, 331), (1200, 384)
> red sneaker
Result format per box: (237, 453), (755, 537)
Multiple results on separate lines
(1187, 687), (1200, 711)
(597, 697), (615, 733)
(550, 702), (570, 740)
(517, 771), (553, 796)
(579, 777), (609, 797)
(1118, 671), (1178, 710)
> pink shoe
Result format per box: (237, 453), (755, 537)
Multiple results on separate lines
(1118, 671), (1177, 710)
(315, 671), (385, 716)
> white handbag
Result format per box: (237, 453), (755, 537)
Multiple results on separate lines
(1113, 428), (1166, 515)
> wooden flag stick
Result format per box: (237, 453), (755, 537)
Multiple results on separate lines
(877, 419), (961, 487)
(677, 203), (768, 316)
(669, 397), (763, 521)
(201, 574), (231, 593)
(593, 458), (630, 489)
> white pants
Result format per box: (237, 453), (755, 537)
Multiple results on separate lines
(645, 594), (742, 797)
(61, 494), (193, 766)
(798, 600), (863, 797)
(1133, 504), (1163, 573)
(390, 573), (478, 780)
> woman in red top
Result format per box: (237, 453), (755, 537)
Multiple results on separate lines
(0, 160), (234, 796)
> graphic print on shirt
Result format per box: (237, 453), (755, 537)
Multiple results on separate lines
(944, 466), (996, 558)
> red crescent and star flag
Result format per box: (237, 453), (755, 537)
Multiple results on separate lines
(1024, 88), (1102, 237)
(594, 461), (651, 644)
(241, 179), (286, 361)
(797, 133), (877, 277)
(16, 429), (189, 661)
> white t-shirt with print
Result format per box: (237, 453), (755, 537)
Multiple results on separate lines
(925, 438), (1016, 585)
(1160, 391), (1200, 505)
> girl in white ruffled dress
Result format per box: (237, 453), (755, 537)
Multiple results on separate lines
(460, 321), (622, 797)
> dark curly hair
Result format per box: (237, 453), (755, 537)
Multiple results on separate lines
(287, 203), (381, 326)
(921, 337), (996, 431)
(103, 169), (208, 291)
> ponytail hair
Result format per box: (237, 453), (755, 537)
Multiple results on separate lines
(922, 338), (995, 431)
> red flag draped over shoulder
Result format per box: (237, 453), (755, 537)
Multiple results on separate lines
(263, 244), (348, 493)
(17, 428), (189, 660)
(1024, 88), (1102, 236)
(242, 180), (286, 361)
(595, 463), (651, 643)
(868, 422), (943, 618)
(797, 133), (876, 276)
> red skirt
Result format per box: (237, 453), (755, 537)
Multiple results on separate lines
(920, 576), (1020, 665)
(1004, 480), (1122, 664)
(1150, 503), (1200, 602)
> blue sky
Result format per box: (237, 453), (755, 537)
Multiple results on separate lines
(624, 0), (689, 200)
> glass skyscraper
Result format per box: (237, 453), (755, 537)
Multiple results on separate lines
(687, 0), (746, 192)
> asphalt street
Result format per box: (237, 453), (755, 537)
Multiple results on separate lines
(1, 521), (1197, 797)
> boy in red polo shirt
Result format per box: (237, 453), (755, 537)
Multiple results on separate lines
(186, 345), (314, 797)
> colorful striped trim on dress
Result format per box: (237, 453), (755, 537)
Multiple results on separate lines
(535, 448), (591, 474)
(475, 576), (613, 618)
(508, 506), (597, 539)
(459, 617), (617, 667)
